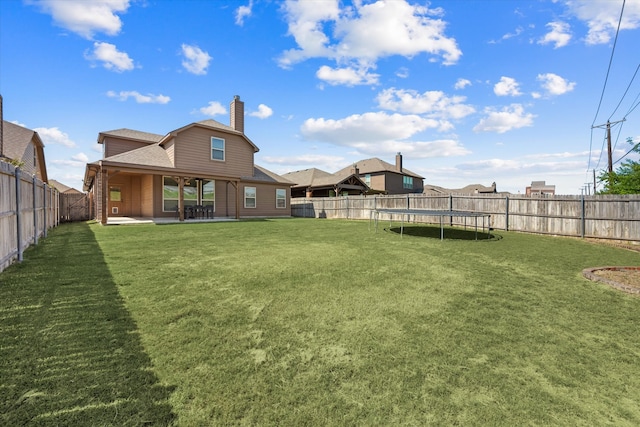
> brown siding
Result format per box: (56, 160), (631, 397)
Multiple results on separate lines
(173, 127), (254, 177)
(369, 174), (386, 192)
(104, 137), (150, 157)
(239, 183), (291, 217)
(141, 175), (154, 216)
(164, 138), (175, 165)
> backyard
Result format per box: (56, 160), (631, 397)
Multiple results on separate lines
(1, 218), (639, 426)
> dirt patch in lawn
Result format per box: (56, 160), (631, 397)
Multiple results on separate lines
(583, 266), (640, 295)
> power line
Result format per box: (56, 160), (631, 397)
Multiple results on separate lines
(608, 62), (640, 121)
(587, 0), (626, 173)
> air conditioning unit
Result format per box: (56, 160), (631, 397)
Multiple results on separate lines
(112, 207), (119, 214)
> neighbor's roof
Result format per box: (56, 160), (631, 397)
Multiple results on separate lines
(2, 120), (44, 160)
(49, 179), (82, 194)
(334, 157), (424, 179)
(281, 168), (335, 187)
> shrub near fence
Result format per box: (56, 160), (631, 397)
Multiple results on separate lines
(0, 161), (59, 272)
(290, 193), (640, 241)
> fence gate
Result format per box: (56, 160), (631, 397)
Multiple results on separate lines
(60, 193), (90, 222)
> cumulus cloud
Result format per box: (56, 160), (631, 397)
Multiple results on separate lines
(564, 0), (640, 45)
(249, 104), (273, 119)
(537, 73), (576, 96)
(85, 42), (134, 72)
(473, 104), (535, 134)
(235, 1), (253, 26)
(494, 76), (522, 97)
(31, 0), (130, 39)
(261, 154), (346, 167)
(33, 127), (76, 148)
(51, 152), (89, 168)
(316, 65), (380, 86)
(376, 88), (475, 120)
(107, 90), (170, 104)
(181, 44), (212, 75)
(454, 78), (471, 90)
(279, 0), (461, 86)
(199, 101), (227, 116)
(538, 21), (572, 48)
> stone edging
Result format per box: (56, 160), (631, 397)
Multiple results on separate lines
(582, 266), (640, 295)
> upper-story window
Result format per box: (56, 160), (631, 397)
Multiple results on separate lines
(211, 137), (225, 161)
(403, 175), (413, 189)
(364, 174), (371, 186)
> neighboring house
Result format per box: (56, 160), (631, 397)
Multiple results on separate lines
(526, 181), (556, 196)
(83, 96), (293, 223)
(282, 166), (368, 198)
(1, 120), (48, 182)
(334, 153), (424, 194)
(424, 182), (499, 195)
(49, 179), (82, 194)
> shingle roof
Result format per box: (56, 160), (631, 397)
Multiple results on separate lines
(334, 157), (424, 179)
(98, 128), (164, 143)
(281, 168), (335, 187)
(104, 143), (174, 168)
(2, 120), (42, 160)
(245, 165), (294, 184)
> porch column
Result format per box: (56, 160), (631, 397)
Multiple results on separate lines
(101, 169), (108, 225)
(178, 177), (185, 221)
(235, 180), (240, 219)
(306, 188), (313, 198)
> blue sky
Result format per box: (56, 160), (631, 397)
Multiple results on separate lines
(1, 0), (639, 195)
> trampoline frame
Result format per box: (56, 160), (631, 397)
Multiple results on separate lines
(370, 208), (492, 240)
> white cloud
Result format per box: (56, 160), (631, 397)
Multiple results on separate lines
(31, 0), (130, 39)
(51, 158), (86, 168)
(301, 112), (439, 144)
(316, 65), (379, 86)
(181, 44), (212, 75)
(473, 104), (535, 134)
(199, 101), (227, 116)
(33, 127), (76, 148)
(279, 0), (461, 85)
(537, 73), (576, 96)
(538, 21), (572, 48)
(107, 90), (170, 104)
(494, 76), (522, 97)
(85, 42), (134, 72)
(454, 78), (471, 90)
(396, 67), (409, 78)
(72, 152), (89, 162)
(249, 104), (273, 119)
(235, 1), (253, 26)
(262, 154), (346, 167)
(564, 0), (640, 45)
(376, 88), (475, 120)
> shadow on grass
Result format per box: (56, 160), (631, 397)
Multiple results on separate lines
(0, 223), (176, 426)
(387, 224), (499, 241)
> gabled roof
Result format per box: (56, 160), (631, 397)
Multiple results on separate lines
(245, 165), (294, 185)
(281, 167), (366, 189)
(49, 179), (82, 194)
(166, 120), (259, 153)
(2, 120), (48, 182)
(98, 128), (164, 144)
(334, 157), (424, 179)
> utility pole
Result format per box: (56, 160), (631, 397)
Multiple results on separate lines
(592, 119), (626, 173)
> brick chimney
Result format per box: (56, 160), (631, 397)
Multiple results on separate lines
(395, 152), (402, 172)
(230, 95), (244, 133)
(350, 163), (359, 175)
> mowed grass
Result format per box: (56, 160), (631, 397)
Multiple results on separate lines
(2, 219), (640, 426)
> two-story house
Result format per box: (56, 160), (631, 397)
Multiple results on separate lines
(83, 96), (293, 223)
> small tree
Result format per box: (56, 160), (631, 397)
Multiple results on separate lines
(598, 137), (640, 194)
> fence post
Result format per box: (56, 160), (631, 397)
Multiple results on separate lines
(44, 184), (48, 237)
(15, 167), (23, 262)
(581, 195), (585, 238)
(449, 194), (453, 226)
(32, 175), (38, 245)
(505, 195), (509, 231)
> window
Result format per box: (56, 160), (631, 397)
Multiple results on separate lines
(276, 188), (286, 208)
(364, 174), (371, 186)
(211, 137), (225, 161)
(403, 176), (413, 189)
(109, 187), (121, 202)
(163, 177), (215, 212)
(244, 186), (256, 208)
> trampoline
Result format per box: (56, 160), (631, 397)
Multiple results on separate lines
(370, 209), (492, 240)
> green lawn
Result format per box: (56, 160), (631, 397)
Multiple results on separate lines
(2, 219), (639, 426)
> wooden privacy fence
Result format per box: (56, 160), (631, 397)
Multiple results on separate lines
(290, 193), (640, 241)
(1, 162), (59, 273)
